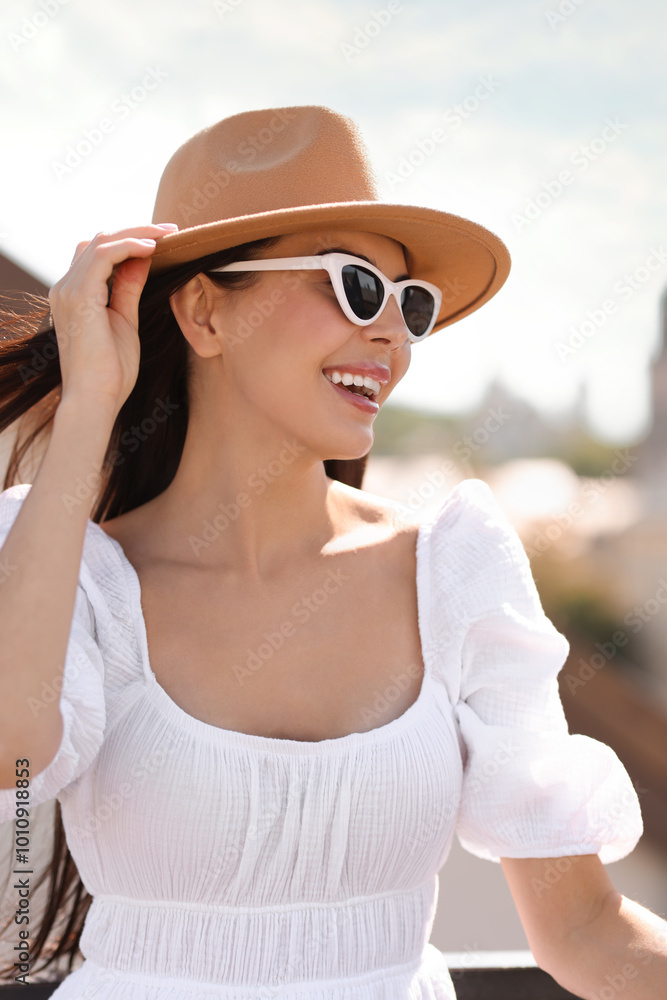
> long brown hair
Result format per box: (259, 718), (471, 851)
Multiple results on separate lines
(0, 234), (369, 981)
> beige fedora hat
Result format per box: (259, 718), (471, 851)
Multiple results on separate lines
(149, 104), (511, 334)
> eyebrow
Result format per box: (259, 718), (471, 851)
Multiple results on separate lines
(313, 246), (410, 283)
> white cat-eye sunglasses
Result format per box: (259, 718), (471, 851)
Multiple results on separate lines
(210, 252), (443, 342)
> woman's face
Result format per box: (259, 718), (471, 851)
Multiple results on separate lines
(190, 229), (414, 462)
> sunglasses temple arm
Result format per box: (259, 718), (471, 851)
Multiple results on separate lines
(213, 257), (329, 273)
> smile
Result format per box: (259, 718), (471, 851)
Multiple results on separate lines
(322, 372), (380, 412)
(323, 371), (380, 399)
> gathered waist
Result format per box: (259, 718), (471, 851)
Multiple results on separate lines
(78, 879), (441, 991)
(63, 950), (456, 1000)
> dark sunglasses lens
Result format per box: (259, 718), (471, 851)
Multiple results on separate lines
(341, 264), (384, 320)
(401, 286), (435, 338)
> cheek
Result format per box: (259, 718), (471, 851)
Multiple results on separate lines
(267, 284), (348, 360)
(227, 326), (317, 414)
(388, 349), (411, 390)
(223, 279), (356, 410)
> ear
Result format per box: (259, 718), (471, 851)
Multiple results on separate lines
(169, 274), (224, 359)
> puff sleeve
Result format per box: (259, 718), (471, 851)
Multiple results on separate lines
(437, 479), (643, 864)
(0, 485), (106, 824)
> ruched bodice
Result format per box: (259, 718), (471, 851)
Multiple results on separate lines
(0, 479), (643, 999)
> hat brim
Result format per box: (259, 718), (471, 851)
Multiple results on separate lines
(148, 200), (511, 333)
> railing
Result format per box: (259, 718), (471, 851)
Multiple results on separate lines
(0, 952), (584, 998)
(443, 951), (583, 998)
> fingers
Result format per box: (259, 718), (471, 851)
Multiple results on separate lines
(49, 223), (180, 348)
(70, 240), (92, 265)
(53, 224), (178, 308)
(107, 255), (154, 334)
(68, 223), (178, 269)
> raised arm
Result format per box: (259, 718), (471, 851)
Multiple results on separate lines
(0, 224), (174, 787)
(501, 854), (667, 998)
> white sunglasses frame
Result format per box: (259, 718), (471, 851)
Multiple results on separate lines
(209, 252), (443, 342)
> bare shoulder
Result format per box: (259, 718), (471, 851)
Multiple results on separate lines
(327, 478), (422, 547)
(100, 480), (422, 567)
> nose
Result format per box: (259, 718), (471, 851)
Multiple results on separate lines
(364, 292), (410, 349)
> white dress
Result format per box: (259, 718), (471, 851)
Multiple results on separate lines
(0, 478), (642, 1000)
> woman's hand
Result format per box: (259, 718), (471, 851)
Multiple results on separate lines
(48, 223), (178, 416)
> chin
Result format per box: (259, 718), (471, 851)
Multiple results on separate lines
(283, 399), (376, 459)
(319, 433), (374, 462)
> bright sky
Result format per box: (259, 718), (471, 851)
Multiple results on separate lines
(1, 0), (665, 445)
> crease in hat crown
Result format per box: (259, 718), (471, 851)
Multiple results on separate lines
(148, 104), (512, 334)
(152, 105), (381, 230)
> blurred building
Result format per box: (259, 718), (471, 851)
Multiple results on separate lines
(585, 287), (667, 709)
(635, 287), (667, 510)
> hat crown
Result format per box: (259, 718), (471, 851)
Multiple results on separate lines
(148, 104), (511, 334)
(152, 105), (380, 229)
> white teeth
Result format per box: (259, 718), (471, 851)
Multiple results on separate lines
(324, 371), (382, 396)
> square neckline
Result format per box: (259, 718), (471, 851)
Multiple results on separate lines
(90, 513), (437, 755)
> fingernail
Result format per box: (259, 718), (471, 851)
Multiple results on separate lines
(139, 238), (156, 245)
(156, 223), (179, 230)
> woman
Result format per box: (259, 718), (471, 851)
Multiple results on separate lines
(0, 105), (665, 999)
